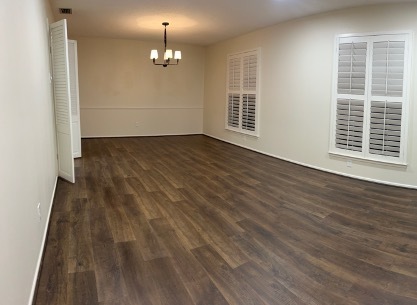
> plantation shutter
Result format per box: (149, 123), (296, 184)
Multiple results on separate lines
(337, 42), (367, 96)
(371, 40), (405, 97)
(243, 54), (257, 91)
(226, 49), (260, 136)
(334, 39), (368, 155)
(228, 57), (241, 91)
(242, 94), (256, 131)
(227, 94), (240, 128)
(330, 33), (410, 164)
(369, 101), (402, 157)
(369, 39), (406, 158)
(335, 99), (364, 152)
(242, 53), (258, 132)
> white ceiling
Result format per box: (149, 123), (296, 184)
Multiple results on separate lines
(49, 0), (415, 45)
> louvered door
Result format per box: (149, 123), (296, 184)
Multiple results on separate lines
(50, 19), (75, 183)
(68, 40), (82, 158)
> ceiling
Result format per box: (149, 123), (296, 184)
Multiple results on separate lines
(49, 0), (415, 45)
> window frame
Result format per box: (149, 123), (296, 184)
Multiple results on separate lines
(225, 48), (261, 137)
(329, 32), (412, 165)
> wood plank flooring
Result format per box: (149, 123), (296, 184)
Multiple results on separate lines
(35, 135), (417, 305)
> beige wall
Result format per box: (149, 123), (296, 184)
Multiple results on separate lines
(204, 3), (417, 188)
(1, 3), (416, 304)
(75, 37), (205, 137)
(0, 0), (57, 304)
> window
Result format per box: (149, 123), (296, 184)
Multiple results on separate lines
(226, 49), (260, 136)
(330, 33), (411, 164)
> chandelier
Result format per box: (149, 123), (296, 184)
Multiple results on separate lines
(150, 22), (181, 67)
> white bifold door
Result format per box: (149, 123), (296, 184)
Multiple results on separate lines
(68, 40), (82, 158)
(50, 19), (75, 183)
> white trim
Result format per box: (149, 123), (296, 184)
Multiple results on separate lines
(82, 132), (203, 138)
(225, 127), (260, 138)
(328, 152), (407, 167)
(227, 48), (261, 57)
(400, 31), (413, 166)
(28, 176), (59, 305)
(330, 31), (412, 165)
(81, 106), (203, 110)
(338, 30), (413, 39)
(204, 133), (417, 190)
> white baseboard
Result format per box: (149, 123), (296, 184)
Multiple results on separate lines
(204, 133), (417, 190)
(81, 132), (203, 139)
(29, 176), (58, 305)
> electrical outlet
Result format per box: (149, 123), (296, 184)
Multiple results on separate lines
(37, 202), (41, 221)
(135, 121), (140, 127)
(347, 160), (352, 168)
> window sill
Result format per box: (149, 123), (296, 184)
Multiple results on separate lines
(225, 127), (259, 138)
(329, 151), (407, 168)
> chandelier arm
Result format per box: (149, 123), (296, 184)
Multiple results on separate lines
(152, 61), (179, 66)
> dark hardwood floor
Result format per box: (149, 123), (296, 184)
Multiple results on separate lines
(35, 135), (417, 305)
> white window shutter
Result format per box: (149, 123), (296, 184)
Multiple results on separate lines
(226, 49), (260, 136)
(243, 54), (257, 91)
(330, 33), (410, 165)
(337, 42), (367, 95)
(227, 94), (240, 128)
(372, 41), (405, 97)
(242, 94), (256, 131)
(369, 38), (407, 159)
(369, 101), (402, 157)
(228, 57), (241, 91)
(335, 99), (364, 152)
